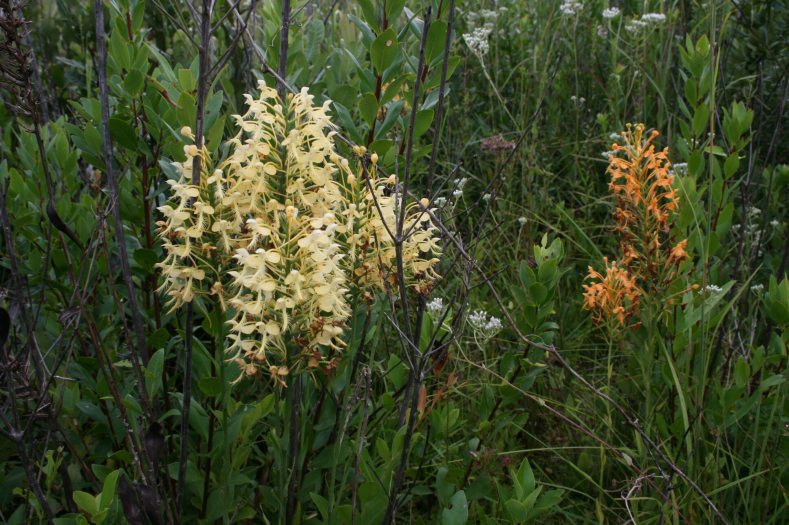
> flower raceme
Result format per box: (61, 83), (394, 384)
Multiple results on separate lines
(583, 124), (689, 326)
(156, 81), (441, 382)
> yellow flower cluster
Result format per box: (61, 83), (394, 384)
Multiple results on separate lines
(583, 124), (688, 326)
(156, 81), (441, 382)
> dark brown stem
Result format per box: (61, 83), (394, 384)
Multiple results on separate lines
(426, 0), (455, 196)
(380, 364), (422, 525)
(178, 0), (214, 519)
(94, 0), (151, 378)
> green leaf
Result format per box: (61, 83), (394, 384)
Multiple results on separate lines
(375, 99), (404, 139)
(441, 490), (469, 525)
(370, 28), (399, 73)
(302, 18), (325, 61)
(385, 0), (406, 21)
(145, 349), (165, 399)
(206, 114), (226, 153)
(131, 1), (145, 33)
(109, 117), (137, 150)
(516, 458), (536, 498)
(723, 153), (740, 178)
(73, 491), (98, 516)
(505, 498), (527, 522)
(692, 105), (709, 136)
(109, 30), (130, 70)
(198, 376), (222, 398)
(99, 470), (121, 510)
(359, 93), (379, 127)
(123, 70), (145, 98)
(412, 109), (434, 138)
(133, 248), (158, 274)
(426, 21), (448, 62)
(529, 283), (548, 305)
(357, 0), (380, 32)
(310, 492), (330, 521)
(177, 67), (196, 92)
(177, 92), (197, 127)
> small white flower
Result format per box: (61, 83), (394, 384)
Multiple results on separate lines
(560, 0), (583, 17)
(434, 197), (447, 207)
(602, 7), (621, 19)
(672, 162), (688, 175)
(625, 19), (647, 33)
(468, 309), (503, 337)
(641, 12), (667, 24)
(426, 297), (445, 316)
(701, 284), (723, 295)
(482, 193), (492, 202)
(750, 284), (764, 293)
(452, 190), (463, 198)
(769, 219), (779, 227)
(609, 132), (622, 141)
(485, 316), (503, 333)
(517, 217), (528, 226)
(469, 309), (488, 329)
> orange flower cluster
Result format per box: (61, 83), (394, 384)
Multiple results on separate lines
(583, 124), (689, 326)
(583, 258), (641, 325)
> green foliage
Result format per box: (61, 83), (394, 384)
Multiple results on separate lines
(0, 0), (786, 524)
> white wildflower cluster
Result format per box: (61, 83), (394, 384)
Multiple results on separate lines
(701, 284), (724, 295)
(560, 0), (583, 17)
(517, 216), (528, 226)
(602, 7), (621, 20)
(626, 12), (667, 33)
(156, 81), (442, 384)
(670, 162), (688, 176)
(463, 10), (498, 58)
(482, 193), (492, 202)
(601, 150), (617, 159)
(641, 13), (667, 24)
(750, 283), (764, 293)
(426, 297), (446, 317)
(452, 177), (468, 199)
(570, 95), (586, 107)
(468, 309), (503, 337)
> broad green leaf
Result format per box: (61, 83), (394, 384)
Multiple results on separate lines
(99, 469), (121, 510)
(370, 28), (399, 73)
(73, 491), (98, 516)
(516, 458), (536, 497)
(412, 109), (434, 138)
(426, 21), (448, 62)
(441, 490), (468, 525)
(123, 70), (145, 97)
(145, 348), (165, 399)
(359, 93), (379, 127)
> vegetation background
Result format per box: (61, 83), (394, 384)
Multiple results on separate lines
(0, 0), (787, 523)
